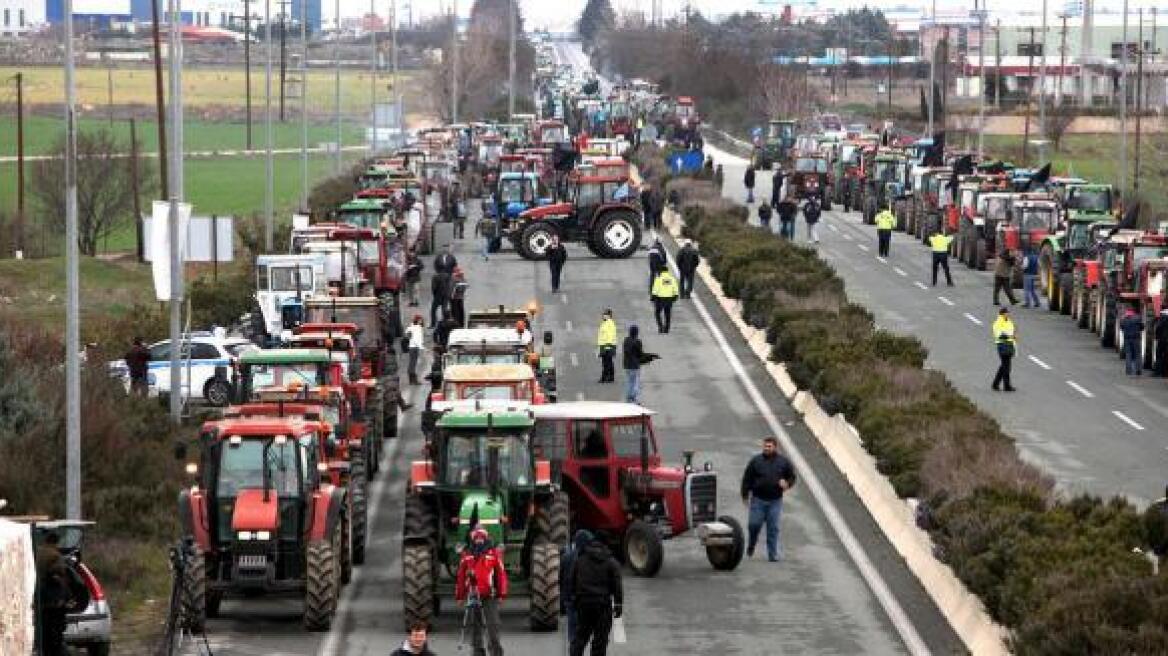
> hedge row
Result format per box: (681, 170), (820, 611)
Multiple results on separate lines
(632, 145), (1168, 653)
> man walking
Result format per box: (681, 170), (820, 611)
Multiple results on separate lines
(622, 325), (657, 404)
(124, 337), (151, 396)
(771, 169), (784, 209)
(744, 166), (756, 204)
(568, 532), (623, 656)
(406, 315), (425, 385)
(676, 241), (700, 299)
(1120, 308), (1145, 376)
(740, 437), (797, 562)
(802, 196), (822, 243)
(431, 268), (452, 327)
(992, 247), (1019, 306)
(928, 228), (954, 286)
(453, 183), (468, 240)
(651, 268), (680, 334)
(874, 204), (896, 257)
(434, 243), (458, 275)
(405, 256), (423, 306)
(648, 238), (667, 293)
(777, 196), (798, 240)
(640, 183), (655, 231)
(1155, 309), (1168, 376)
(1021, 246), (1041, 308)
(548, 234), (568, 293)
(651, 184), (665, 229)
(450, 268), (469, 328)
(560, 529), (594, 646)
(596, 309), (617, 384)
(455, 527), (508, 656)
(991, 307), (1017, 391)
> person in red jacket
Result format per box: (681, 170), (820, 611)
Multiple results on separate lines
(455, 527), (508, 656)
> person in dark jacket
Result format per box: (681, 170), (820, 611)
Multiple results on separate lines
(547, 235), (568, 293)
(740, 437), (797, 561)
(36, 531), (73, 656)
(758, 202), (773, 231)
(621, 325), (657, 404)
(430, 270), (451, 327)
(802, 197), (821, 243)
(744, 166), (756, 204)
(390, 621), (436, 656)
(640, 184), (655, 230)
(650, 186), (665, 229)
(405, 257), (423, 307)
(676, 241), (700, 299)
(568, 535), (623, 656)
(1155, 309), (1168, 377)
(433, 243), (458, 275)
(1120, 308), (1145, 376)
(647, 239), (667, 293)
(124, 337), (151, 396)
(714, 164), (724, 191)
(560, 529), (595, 645)
(771, 169), (784, 208)
(450, 268), (469, 328)
(776, 196), (798, 240)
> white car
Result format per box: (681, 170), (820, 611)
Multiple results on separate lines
(107, 332), (256, 406)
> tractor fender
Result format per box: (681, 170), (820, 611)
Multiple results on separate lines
(307, 484), (349, 542)
(178, 487), (212, 552)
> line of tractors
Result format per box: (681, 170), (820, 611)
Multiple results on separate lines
(174, 86), (744, 635)
(751, 117), (1168, 374)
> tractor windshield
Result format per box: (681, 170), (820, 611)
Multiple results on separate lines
(304, 307), (380, 348)
(499, 179), (535, 204)
(1133, 246), (1168, 266)
(447, 381), (529, 401)
(263, 266), (315, 293)
(1067, 222), (1095, 250)
(874, 161), (896, 181)
(338, 211), (382, 230)
(795, 158), (827, 173)
(248, 363), (328, 391)
(979, 196), (1011, 222)
(1019, 207), (1056, 231)
(1066, 188), (1111, 212)
(217, 438), (302, 498)
(442, 432), (533, 487)
(450, 351), (523, 365)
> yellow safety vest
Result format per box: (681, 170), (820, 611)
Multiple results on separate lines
(929, 234), (953, 253)
(875, 210), (897, 230)
(992, 317), (1016, 344)
(652, 271), (680, 299)
(597, 318), (617, 347)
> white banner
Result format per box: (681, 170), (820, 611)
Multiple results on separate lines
(144, 215), (234, 264)
(151, 200), (192, 302)
(0, 519), (35, 656)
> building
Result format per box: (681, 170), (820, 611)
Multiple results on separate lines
(0, 0), (44, 35)
(1, 0), (321, 33)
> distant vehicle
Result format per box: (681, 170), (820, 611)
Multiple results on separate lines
(23, 519), (112, 656)
(106, 333), (255, 406)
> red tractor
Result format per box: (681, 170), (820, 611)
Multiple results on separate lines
(513, 175), (643, 260)
(1081, 231), (1168, 359)
(530, 402), (745, 577)
(177, 416), (350, 631)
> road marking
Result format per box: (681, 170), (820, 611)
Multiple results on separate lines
(894, 267), (908, 277)
(937, 296), (955, 306)
(662, 244), (931, 656)
(569, 352), (579, 367)
(565, 320), (574, 332)
(857, 244), (870, 252)
(963, 313), (983, 325)
(1113, 410), (1146, 431)
(828, 224), (840, 233)
(1066, 381), (1095, 398)
(1027, 355), (1052, 370)
(842, 233), (854, 241)
(914, 281), (928, 290)
(875, 256), (887, 264)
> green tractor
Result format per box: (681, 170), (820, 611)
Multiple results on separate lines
(750, 119), (796, 171)
(1039, 183), (1118, 313)
(401, 409), (567, 631)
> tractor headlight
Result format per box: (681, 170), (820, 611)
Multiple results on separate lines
(237, 531), (254, 540)
(255, 531), (271, 541)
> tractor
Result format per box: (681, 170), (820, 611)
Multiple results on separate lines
(250, 253), (328, 347)
(482, 172), (551, 242)
(912, 169), (953, 242)
(1082, 232), (1168, 353)
(401, 409), (566, 630)
(831, 141), (864, 210)
(608, 99), (634, 139)
(959, 190), (1013, 270)
(1040, 183), (1118, 313)
(861, 152), (904, 225)
(529, 402), (745, 577)
(177, 416), (350, 631)
(423, 363), (550, 435)
(513, 175), (642, 260)
(445, 326), (558, 403)
(789, 154), (832, 209)
(751, 119), (797, 171)
(997, 194), (1061, 286)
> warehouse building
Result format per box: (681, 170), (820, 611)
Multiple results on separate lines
(0, 0), (322, 34)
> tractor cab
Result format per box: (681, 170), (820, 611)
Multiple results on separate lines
(237, 349), (334, 401)
(252, 254), (327, 345)
(487, 172), (550, 235)
(444, 326), (557, 403)
(1062, 183), (1116, 223)
(791, 155), (830, 203)
(529, 402), (744, 577)
(319, 226), (406, 296)
(499, 154), (530, 175)
(1001, 195), (1060, 252)
(431, 363), (546, 409)
(336, 198), (391, 231)
(513, 175), (642, 260)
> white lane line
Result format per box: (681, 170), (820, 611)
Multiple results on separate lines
(662, 245), (931, 656)
(963, 313), (983, 325)
(828, 224), (841, 233)
(1113, 410), (1146, 431)
(569, 352), (579, 367)
(561, 294), (569, 304)
(875, 256), (887, 264)
(857, 244), (870, 252)
(894, 267), (908, 277)
(842, 233), (854, 241)
(1066, 380), (1095, 398)
(937, 296), (955, 306)
(914, 281), (928, 290)
(1027, 355), (1052, 370)
(565, 320), (574, 332)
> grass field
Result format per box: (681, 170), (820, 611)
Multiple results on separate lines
(0, 255), (155, 324)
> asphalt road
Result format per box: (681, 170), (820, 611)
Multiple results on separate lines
(702, 140), (1168, 505)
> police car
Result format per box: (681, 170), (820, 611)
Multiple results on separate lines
(106, 332), (256, 406)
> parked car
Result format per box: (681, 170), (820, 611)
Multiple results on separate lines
(27, 520), (112, 656)
(106, 331), (256, 406)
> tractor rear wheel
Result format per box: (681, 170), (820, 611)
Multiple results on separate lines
(402, 543), (435, 630)
(1144, 316), (1156, 370)
(403, 494), (438, 546)
(974, 238), (987, 271)
(529, 540), (560, 631)
(518, 222), (556, 261)
(594, 211), (643, 259)
(534, 491), (570, 547)
(350, 462), (368, 566)
(705, 515), (746, 571)
(365, 394), (383, 475)
(623, 520), (664, 577)
(1059, 274), (1073, 316)
(180, 546), (207, 633)
(1101, 303), (1117, 348)
(340, 510), (353, 585)
(1076, 287), (1090, 329)
(205, 591), (222, 619)
(303, 539), (339, 631)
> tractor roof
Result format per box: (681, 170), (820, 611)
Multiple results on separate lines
(499, 172), (540, 181)
(436, 409), (535, 430)
(339, 199), (386, 212)
(531, 401), (655, 420)
(577, 175), (630, 185)
(443, 363), (535, 382)
(304, 296), (380, 308)
(289, 333), (356, 349)
(207, 416), (313, 437)
(225, 401), (328, 419)
(447, 328), (525, 348)
(295, 322), (360, 335)
(240, 348), (331, 366)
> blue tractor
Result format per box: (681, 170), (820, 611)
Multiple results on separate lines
(482, 172), (553, 244)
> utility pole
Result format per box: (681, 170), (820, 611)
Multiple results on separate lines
(927, 0), (936, 135)
(452, 0), (459, 123)
(1023, 27), (1036, 163)
(1057, 14), (1068, 107)
(1120, 0), (1128, 197)
(64, 0), (81, 520)
(334, 0), (342, 173)
(977, 1), (987, 158)
(150, 0), (168, 198)
(265, 0), (274, 251)
(995, 19), (1002, 109)
(393, 0), (401, 147)
(245, 0), (253, 149)
(508, 0), (516, 118)
(1134, 8), (1144, 195)
(300, 0), (309, 210)
(106, 57), (114, 126)
(130, 118), (143, 263)
(14, 72), (24, 255)
(1038, 0), (1048, 163)
(167, 0), (185, 425)
(1080, 0), (1092, 107)
(941, 27), (950, 132)
(888, 20), (894, 112)
(279, 0), (289, 121)
(370, 0), (378, 153)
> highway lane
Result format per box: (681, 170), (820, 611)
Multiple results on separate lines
(702, 141), (1168, 504)
(183, 214), (963, 655)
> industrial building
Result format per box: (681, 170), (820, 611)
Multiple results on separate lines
(0, 0), (322, 35)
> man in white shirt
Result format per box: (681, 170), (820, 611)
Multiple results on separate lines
(405, 315), (426, 385)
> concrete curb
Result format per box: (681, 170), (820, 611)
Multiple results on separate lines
(662, 206), (1010, 655)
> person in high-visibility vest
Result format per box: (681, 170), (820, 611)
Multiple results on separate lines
(928, 228), (955, 287)
(596, 309), (618, 384)
(991, 307), (1017, 392)
(874, 205), (897, 257)
(651, 269), (681, 334)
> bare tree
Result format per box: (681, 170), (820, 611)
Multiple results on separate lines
(752, 63), (820, 119)
(1045, 104), (1077, 151)
(30, 129), (156, 256)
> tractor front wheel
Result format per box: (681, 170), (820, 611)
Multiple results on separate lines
(1059, 274), (1073, 316)
(402, 543), (435, 630)
(204, 378), (232, 407)
(705, 515), (746, 571)
(623, 520), (664, 577)
(518, 222), (556, 261)
(534, 491), (570, 547)
(350, 462), (368, 566)
(180, 546), (207, 633)
(594, 211), (643, 258)
(529, 541), (560, 631)
(340, 510), (353, 585)
(975, 238), (988, 271)
(403, 494), (438, 546)
(304, 539), (340, 631)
